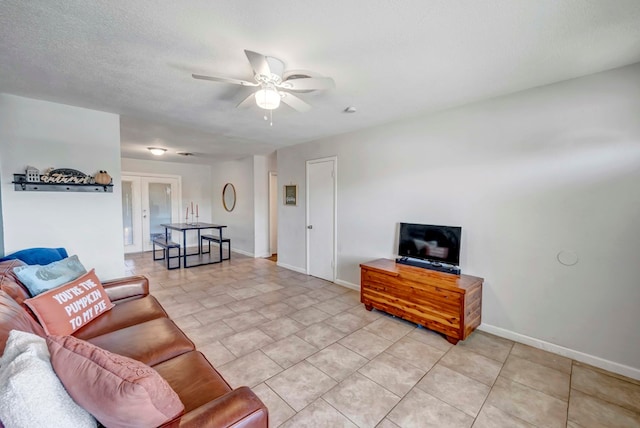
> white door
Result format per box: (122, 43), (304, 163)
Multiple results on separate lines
(306, 158), (336, 281)
(269, 171), (278, 255)
(122, 175), (181, 253)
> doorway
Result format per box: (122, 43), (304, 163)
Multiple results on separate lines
(268, 171), (278, 258)
(306, 157), (337, 281)
(122, 174), (181, 253)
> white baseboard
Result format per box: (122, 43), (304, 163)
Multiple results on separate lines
(230, 247), (254, 257)
(479, 323), (640, 381)
(276, 262), (307, 274)
(334, 279), (360, 292)
(205, 242), (255, 258)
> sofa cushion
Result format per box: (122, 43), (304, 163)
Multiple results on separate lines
(47, 334), (184, 428)
(13, 255), (87, 297)
(0, 247), (68, 265)
(73, 294), (168, 340)
(0, 259), (30, 304)
(24, 270), (114, 336)
(0, 290), (45, 355)
(177, 387), (269, 428)
(102, 275), (149, 303)
(87, 317), (195, 366)
(0, 330), (96, 428)
(152, 351), (232, 414)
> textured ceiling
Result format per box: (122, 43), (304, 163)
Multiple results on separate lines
(2, 1), (640, 164)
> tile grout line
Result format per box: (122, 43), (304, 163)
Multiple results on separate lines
(370, 333), (459, 427)
(128, 252), (636, 427)
(470, 341), (540, 428)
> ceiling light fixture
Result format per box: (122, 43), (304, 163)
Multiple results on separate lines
(255, 88), (281, 110)
(148, 147), (167, 156)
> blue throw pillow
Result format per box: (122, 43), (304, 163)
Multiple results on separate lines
(13, 255), (88, 297)
(0, 247), (69, 265)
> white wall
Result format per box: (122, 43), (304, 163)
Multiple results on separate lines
(276, 63), (640, 378)
(253, 154), (276, 258)
(277, 151), (308, 271)
(210, 153), (276, 257)
(211, 157), (255, 255)
(0, 94), (124, 279)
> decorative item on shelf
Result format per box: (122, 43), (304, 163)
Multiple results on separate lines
(12, 167), (114, 193)
(40, 168), (92, 184)
(283, 184), (297, 206)
(94, 170), (112, 185)
(25, 166), (40, 183)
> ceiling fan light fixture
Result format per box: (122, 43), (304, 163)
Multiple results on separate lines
(148, 147), (167, 156)
(255, 88), (281, 110)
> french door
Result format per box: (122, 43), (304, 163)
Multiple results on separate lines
(122, 174), (181, 253)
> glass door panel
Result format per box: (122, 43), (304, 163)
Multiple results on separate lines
(122, 181), (134, 246)
(148, 183), (172, 243)
(141, 177), (180, 252)
(122, 177), (142, 253)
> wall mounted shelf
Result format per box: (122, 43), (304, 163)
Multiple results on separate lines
(12, 174), (113, 193)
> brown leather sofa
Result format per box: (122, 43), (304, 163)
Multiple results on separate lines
(0, 259), (268, 427)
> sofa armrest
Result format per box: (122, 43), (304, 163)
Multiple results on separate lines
(102, 275), (149, 303)
(173, 386), (268, 428)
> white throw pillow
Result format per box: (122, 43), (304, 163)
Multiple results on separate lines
(0, 330), (96, 428)
(13, 255), (87, 296)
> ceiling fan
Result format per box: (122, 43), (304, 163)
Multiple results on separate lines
(192, 50), (335, 113)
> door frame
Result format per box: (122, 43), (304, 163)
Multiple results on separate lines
(122, 176), (143, 253)
(268, 171), (278, 256)
(305, 156), (337, 281)
(122, 172), (182, 253)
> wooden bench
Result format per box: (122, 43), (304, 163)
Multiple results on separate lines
(152, 237), (181, 270)
(201, 234), (231, 261)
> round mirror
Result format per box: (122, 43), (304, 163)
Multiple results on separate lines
(222, 183), (236, 212)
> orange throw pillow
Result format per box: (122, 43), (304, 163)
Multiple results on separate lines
(24, 269), (114, 336)
(47, 335), (184, 428)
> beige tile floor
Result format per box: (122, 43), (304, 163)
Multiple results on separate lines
(125, 252), (640, 428)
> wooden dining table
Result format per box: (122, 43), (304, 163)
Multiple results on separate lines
(161, 222), (227, 268)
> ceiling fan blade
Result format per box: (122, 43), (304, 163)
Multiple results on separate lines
(244, 50), (271, 77)
(236, 93), (256, 109)
(192, 74), (258, 86)
(280, 77), (335, 91)
(280, 93), (312, 112)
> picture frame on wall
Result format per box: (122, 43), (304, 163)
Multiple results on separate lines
(283, 184), (297, 206)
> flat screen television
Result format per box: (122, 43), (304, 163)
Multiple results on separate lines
(398, 223), (462, 266)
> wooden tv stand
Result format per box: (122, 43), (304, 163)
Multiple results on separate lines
(360, 259), (483, 344)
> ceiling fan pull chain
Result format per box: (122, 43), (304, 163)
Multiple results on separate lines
(270, 109), (273, 127)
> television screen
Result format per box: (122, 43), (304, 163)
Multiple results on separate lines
(398, 223), (462, 265)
